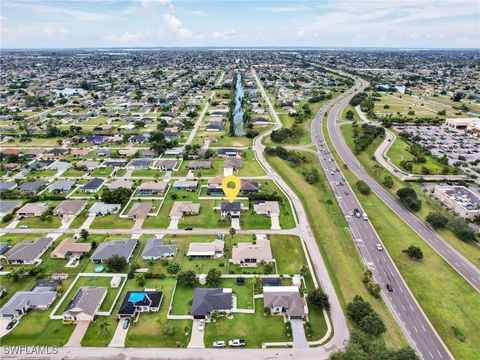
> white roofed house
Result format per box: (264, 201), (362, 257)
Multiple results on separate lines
(53, 200), (87, 218)
(16, 202), (48, 218)
(231, 238), (274, 267)
(169, 201), (200, 220)
(88, 202), (121, 217)
(187, 239), (224, 259)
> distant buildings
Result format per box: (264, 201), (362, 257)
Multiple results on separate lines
(434, 186), (480, 219)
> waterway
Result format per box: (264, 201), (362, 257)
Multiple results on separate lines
(233, 73), (246, 136)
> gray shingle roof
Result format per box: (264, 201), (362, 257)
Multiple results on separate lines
(5, 237), (53, 262)
(90, 239), (137, 262)
(0, 287), (57, 318)
(64, 287), (108, 317)
(142, 238), (177, 258)
(190, 288), (232, 317)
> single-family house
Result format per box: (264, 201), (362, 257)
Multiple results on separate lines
(220, 202), (241, 219)
(117, 291), (163, 319)
(77, 160), (99, 171)
(88, 202), (121, 216)
(0, 181), (17, 192)
(217, 148), (239, 158)
(49, 179), (76, 193)
(53, 200), (87, 217)
(224, 159), (243, 171)
(108, 179), (134, 190)
(5, 237), (54, 265)
(231, 239), (273, 267)
(187, 239), (224, 259)
(51, 238), (92, 259)
(207, 176), (224, 195)
(19, 180), (48, 194)
(141, 238), (177, 260)
(241, 180), (259, 194)
(128, 158), (153, 169)
(253, 201), (280, 217)
(190, 288), (233, 319)
(90, 239), (137, 263)
(0, 286), (57, 319)
(157, 159), (177, 171)
(169, 201), (200, 219)
(81, 178), (104, 193)
(62, 287), (108, 322)
(172, 180), (198, 191)
(188, 160), (212, 170)
(0, 200), (21, 218)
(263, 286), (307, 319)
(137, 181), (169, 196)
(17, 202), (48, 218)
(127, 203), (152, 219)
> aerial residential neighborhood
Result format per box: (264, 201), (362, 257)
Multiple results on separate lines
(0, 1), (479, 360)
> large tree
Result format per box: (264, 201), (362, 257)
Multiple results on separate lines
(307, 288), (330, 311)
(206, 268), (222, 287)
(105, 255), (127, 272)
(177, 270), (197, 287)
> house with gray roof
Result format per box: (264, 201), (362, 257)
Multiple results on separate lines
(0, 200), (21, 217)
(0, 181), (17, 192)
(141, 238), (177, 260)
(5, 237), (54, 265)
(190, 288), (233, 319)
(88, 202), (121, 216)
(62, 287), (108, 322)
(19, 180), (48, 194)
(0, 286), (57, 319)
(81, 178), (104, 193)
(157, 159), (177, 171)
(90, 238), (137, 263)
(128, 158), (153, 169)
(48, 179), (76, 192)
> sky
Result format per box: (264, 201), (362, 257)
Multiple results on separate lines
(1, 0), (479, 49)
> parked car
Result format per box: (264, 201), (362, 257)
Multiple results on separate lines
(122, 319), (129, 329)
(184, 226), (193, 231)
(386, 283), (394, 292)
(213, 341), (226, 348)
(376, 243), (383, 251)
(229, 339), (246, 347)
(19, 225), (29, 229)
(6, 319), (17, 330)
(198, 319), (205, 331)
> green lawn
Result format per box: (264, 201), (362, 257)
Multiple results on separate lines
(62, 168), (86, 177)
(16, 215), (62, 229)
(90, 214), (134, 229)
(54, 275), (124, 315)
(91, 166), (113, 177)
(204, 299), (292, 348)
(266, 153), (407, 348)
(131, 169), (165, 177)
(125, 277), (192, 347)
(327, 117), (480, 359)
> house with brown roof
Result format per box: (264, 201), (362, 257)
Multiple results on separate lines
(108, 179), (134, 190)
(263, 286), (307, 319)
(70, 148), (90, 157)
(127, 203), (152, 219)
(51, 238), (92, 259)
(76, 160), (99, 171)
(53, 200), (87, 217)
(137, 181), (169, 196)
(188, 160), (212, 170)
(207, 176), (224, 195)
(17, 202), (48, 218)
(169, 201), (200, 219)
(231, 239), (273, 267)
(253, 201), (280, 217)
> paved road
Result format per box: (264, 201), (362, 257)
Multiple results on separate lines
(312, 78), (453, 360)
(329, 79), (480, 293)
(251, 67), (350, 355)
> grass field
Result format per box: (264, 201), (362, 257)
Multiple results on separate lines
(340, 123), (480, 268)
(266, 153), (407, 348)
(90, 214), (134, 229)
(327, 117), (480, 359)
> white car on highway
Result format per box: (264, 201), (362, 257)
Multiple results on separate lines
(376, 243), (383, 251)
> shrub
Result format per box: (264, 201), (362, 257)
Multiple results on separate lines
(356, 180), (371, 195)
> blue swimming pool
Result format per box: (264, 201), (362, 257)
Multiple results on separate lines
(129, 292), (146, 302)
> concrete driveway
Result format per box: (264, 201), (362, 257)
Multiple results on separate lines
(168, 218), (179, 229)
(0, 317), (18, 337)
(290, 319), (309, 348)
(65, 321), (91, 347)
(187, 320), (205, 348)
(231, 218), (240, 230)
(270, 214), (280, 229)
(109, 319), (129, 348)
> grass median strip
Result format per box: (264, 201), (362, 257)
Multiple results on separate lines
(325, 115), (480, 360)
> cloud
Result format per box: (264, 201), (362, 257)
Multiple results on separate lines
(177, 28), (193, 38)
(259, 5), (309, 13)
(212, 30), (237, 40)
(296, 30), (305, 38)
(0, 16), (7, 21)
(162, 13), (181, 31)
(105, 30), (150, 43)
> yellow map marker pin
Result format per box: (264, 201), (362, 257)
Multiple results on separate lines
(222, 175), (241, 203)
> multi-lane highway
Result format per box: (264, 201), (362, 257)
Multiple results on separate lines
(327, 79), (480, 293)
(310, 80), (454, 360)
